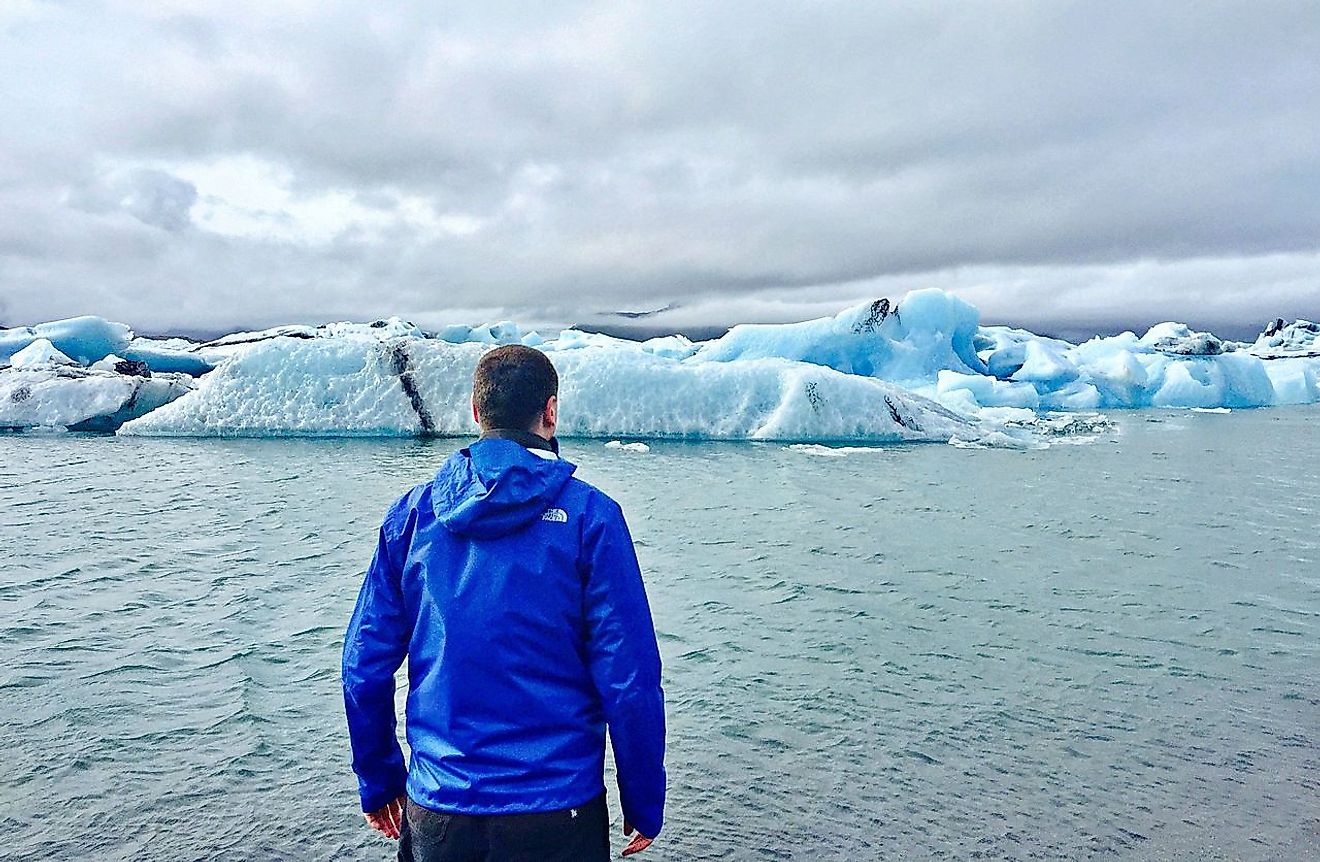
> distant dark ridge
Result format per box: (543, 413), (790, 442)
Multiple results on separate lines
(609, 304), (674, 320)
(569, 322), (731, 343)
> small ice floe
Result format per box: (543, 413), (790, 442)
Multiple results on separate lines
(1191, 407), (1232, 414)
(948, 431), (1049, 450)
(604, 440), (651, 453)
(948, 409), (1117, 450)
(786, 443), (892, 457)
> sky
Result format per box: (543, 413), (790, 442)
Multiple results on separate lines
(1, 1), (1317, 338)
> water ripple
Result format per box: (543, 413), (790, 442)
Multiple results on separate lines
(1, 413), (1318, 859)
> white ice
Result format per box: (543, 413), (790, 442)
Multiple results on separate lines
(693, 289), (985, 382)
(3, 288), (1317, 440)
(9, 339), (78, 369)
(120, 336), (975, 442)
(605, 441), (652, 453)
(1, 317), (131, 367)
(1248, 319), (1320, 359)
(0, 367), (194, 431)
(121, 339), (215, 376)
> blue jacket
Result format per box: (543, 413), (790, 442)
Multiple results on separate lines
(342, 438), (666, 838)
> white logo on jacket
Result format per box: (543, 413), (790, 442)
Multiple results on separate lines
(541, 508), (568, 522)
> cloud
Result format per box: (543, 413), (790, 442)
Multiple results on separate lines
(68, 168), (198, 232)
(0, 1), (1317, 334)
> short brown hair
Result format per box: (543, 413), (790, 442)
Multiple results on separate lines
(472, 345), (559, 431)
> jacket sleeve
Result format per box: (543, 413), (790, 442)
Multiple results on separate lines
(342, 522), (410, 813)
(582, 496), (667, 838)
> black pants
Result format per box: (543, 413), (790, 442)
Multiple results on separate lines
(397, 793), (610, 862)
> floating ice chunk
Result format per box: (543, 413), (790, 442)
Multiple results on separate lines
(12, 290), (1319, 434)
(936, 370), (1039, 410)
(328, 318), (427, 339)
(1248, 319), (1320, 358)
(985, 345), (1026, 379)
(944, 408), (1116, 449)
(977, 327), (1077, 381)
(1010, 340), (1079, 386)
(545, 329), (636, 351)
(434, 321), (525, 345)
(206, 317), (428, 349)
(472, 322), (523, 344)
(543, 330), (698, 360)
(999, 411), (1117, 441)
(1140, 322), (1225, 356)
(604, 440), (651, 453)
(90, 354), (145, 375)
(786, 443), (893, 457)
(554, 350), (971, 442)
(0, 316), (132, 366)
(788, 443), (847, 457)
(949, 431), (1049, 450)
(121, 338), (214, 376)
(9, 339), (78, 369)
(971, 406), (1039, 425)
(0, 366), (194, 431)
(121, 336), (976, 442)
(1072, 337), (1150, 407)
(1150, 359), (1225, 408)
(206, 324), (319, 346)
(640, 334), (699, 361)
(1038, 380), (1102, 411)
(1147, 353), (1274, 408)
(1191, 407), (1232, 414)
(694, 289), (985, 382)
(124, 336), (450, 437)
(90, 356), (153, 378)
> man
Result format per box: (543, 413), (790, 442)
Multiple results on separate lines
(342, 345), (666, 861)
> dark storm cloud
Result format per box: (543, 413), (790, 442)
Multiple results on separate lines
(0, 0), (1317, 334)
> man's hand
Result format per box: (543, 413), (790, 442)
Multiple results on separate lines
(622, 820), (653, 856)
(364, 796), (406, 840)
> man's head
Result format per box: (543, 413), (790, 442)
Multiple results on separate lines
(471, 345), (559, 437)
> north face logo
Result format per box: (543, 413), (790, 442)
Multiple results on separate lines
(541, 508), (568, 523)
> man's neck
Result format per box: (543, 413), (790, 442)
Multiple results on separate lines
(478, 427), (559, 455)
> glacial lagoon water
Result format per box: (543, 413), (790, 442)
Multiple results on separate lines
(1, 408), (1317, 861)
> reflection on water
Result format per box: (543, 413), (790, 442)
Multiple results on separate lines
(1, 409), (1317, 860)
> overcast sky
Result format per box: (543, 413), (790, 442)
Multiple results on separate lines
(2, 1), (1317, 337)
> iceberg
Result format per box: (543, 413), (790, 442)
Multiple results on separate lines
(2, 291), (1316, 441)
(1, 316), (132, 367)
(9, 339), (79, 369)
(0, 316), (217, 377)
(1139, 322), (1225, 356)
(120, 336), (975, 442)
(120, 339), (215, 376)
(1248, 319), (1320, 359)
(918, 320), (1317, 413)
(0, 365), (194, 432)
(693, 289), (985, 381)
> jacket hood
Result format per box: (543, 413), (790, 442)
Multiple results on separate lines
(433, 439), (577, 538)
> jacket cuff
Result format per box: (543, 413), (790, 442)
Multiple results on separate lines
(360, 778), (408, 813)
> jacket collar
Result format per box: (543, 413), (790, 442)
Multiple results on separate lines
(477, 427), (560, 455)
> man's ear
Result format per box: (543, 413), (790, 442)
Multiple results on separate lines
(472, 400), (480, 425)
(545, 395), (558, 428)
